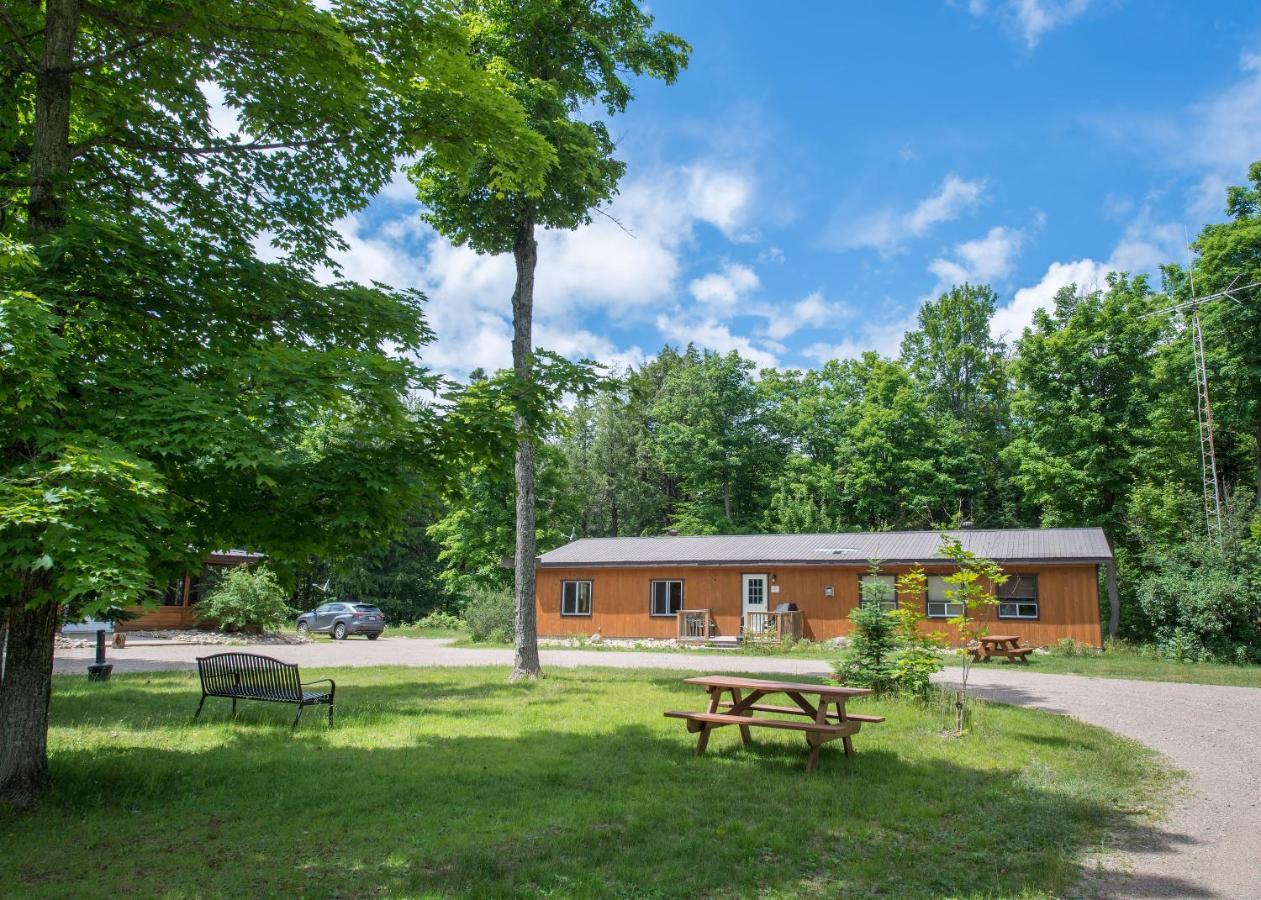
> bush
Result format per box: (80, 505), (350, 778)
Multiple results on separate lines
(833, 565), (943, 699)
(414, 610), (464, 631)
(196, 565), (292, 633)
(462, 588), (514, 643)
(1047, 637), (1101, 658)
(1135, 513), (1261, 664)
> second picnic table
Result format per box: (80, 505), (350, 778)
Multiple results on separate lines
(664, 675), (883, 772)
(971, 634), (1033, 664)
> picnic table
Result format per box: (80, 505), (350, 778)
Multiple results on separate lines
(970, 634), (1032, 664)
(664, 675), (883, 772)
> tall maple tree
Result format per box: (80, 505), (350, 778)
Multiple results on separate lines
(0, 0), (550, 806)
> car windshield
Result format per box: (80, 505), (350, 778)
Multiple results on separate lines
(352, 604), (381, 613)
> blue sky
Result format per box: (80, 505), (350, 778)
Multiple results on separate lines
(332, 0), (1261, 377)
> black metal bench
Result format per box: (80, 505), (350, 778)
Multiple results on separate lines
(194, 652), (335, 727)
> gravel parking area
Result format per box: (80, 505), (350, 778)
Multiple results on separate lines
(54, 636), (1261, 898)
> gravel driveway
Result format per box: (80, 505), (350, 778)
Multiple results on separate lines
(54, 637), (1261, 898)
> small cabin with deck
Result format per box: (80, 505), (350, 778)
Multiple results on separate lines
(535, 528), (1114, 648)
(116, 551), (264, 631)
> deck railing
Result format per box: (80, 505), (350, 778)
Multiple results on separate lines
(676, 608), (713, 642)
(743, 610), (804, 643)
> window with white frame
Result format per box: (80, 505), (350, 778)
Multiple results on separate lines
(561, 580), (592, 617)
(926, 575), (964, 619)
(859, 574), (897, 611)
(649, 580), (684, 617)
(997, 574), (1039, 619)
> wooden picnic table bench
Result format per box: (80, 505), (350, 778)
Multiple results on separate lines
(195, 652), (335, 727)
(664, 675), (882, 772)
(970, 634), (1033, 664)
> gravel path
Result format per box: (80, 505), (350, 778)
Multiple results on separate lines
(54, 637), (1261, 898)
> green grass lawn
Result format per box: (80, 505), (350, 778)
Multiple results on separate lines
(2, 667), (1171, 898)
(445, 631), (1261, 688)
(944, 647), (1261, 688)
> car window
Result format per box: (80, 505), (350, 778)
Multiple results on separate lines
(314, 604), (331, 614)
(329, 603), (346, 612)
(352, 604), (381, 613)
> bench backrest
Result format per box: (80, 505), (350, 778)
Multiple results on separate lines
(196, 652), (301, 699)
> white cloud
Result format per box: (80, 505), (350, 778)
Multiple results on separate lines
(1185, 53), (1261, 219)
(688, 263), (760, 311)
(967, 0), (1097, 49)
(802, 317), (913, 364)
(906, 174), (989, 235)
(830, 174), (987, 253)
(928, 224), (1027, 289)
(761, 291), (850, 342)
(321, 160), (760, 379)
(685, 166), (757, 241)
(654, 313), (779, 370)
(990, 258), (1110, 340)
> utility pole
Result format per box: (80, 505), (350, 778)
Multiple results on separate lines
(1145, 275), (1261, 544)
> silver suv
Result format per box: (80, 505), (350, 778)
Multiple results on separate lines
(296, 603), (385, 640)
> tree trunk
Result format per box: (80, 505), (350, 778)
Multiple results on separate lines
(30, 0), (80, 236)
(0, 576), (59, 808)
(0, 0), (81, 810)
(509, 214), (541, 681)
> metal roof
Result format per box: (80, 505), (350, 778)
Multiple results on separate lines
(538, 528), (1112, 568)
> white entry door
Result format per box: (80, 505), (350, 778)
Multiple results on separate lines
(742, 573), (769, 629)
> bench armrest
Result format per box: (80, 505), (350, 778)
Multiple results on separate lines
(301, 677), (335, 698)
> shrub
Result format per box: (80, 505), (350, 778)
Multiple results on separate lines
(462, 588), (514, 643)
(833, 563), (943, 699)
(196, 565), (292, 633)
(1135, 513), (1261, 664)
(415, 610), (464, 631)
(1047, 637), (1101, 658)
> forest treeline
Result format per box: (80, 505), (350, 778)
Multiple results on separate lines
(320, 162), (1261, 662)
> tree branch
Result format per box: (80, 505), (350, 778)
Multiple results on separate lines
(72, 134), (349, 159)
(69, 14), (190, 73)
(0, 8), (38, 68)
(593, 205), (634, 238)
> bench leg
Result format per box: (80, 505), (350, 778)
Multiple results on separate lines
(806, 735), (821, 773)
(327, 702), (334, 727)
(730, 688), (753, 748)
(193, 695), (206, 721)
(292, 704), (304, 729)
(842, 736), (855, 758)
(695, 725), (712, 756)
(231, 697), (237, 718)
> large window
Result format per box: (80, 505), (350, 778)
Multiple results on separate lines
(650, 580), (684, 617)
(926, 575), (964, 619)
(561, 580), (593, 617)
(859, 574), (897, 611)
(997, 574), (1039, 619)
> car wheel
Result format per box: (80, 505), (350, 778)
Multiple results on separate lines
(296, 621), (309, 636)
(333, 622), (347, 641)
(367, 633), (379, 641)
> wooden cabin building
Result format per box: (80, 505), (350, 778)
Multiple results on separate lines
(116, 551), (263, 631)
(535, 528), (1113, 647)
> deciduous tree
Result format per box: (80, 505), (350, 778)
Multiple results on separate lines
(0, 0), (548, 807)
(410, 0), (688, 679)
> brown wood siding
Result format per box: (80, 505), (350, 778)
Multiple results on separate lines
(117, 604), (198, 631)
(536, 563), (1103, 647)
